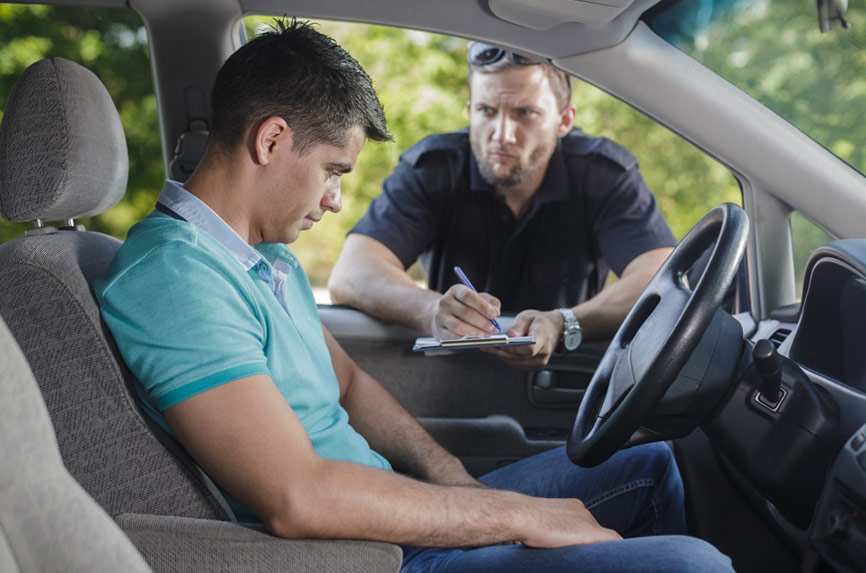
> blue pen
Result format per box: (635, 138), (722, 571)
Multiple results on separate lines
(453, 266), (502, 332)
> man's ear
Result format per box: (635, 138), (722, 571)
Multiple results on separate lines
(557, 104), (576, 138)
(254, 116), (291, 166)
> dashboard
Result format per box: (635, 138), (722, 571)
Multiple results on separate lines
(743, 240), (866, 571)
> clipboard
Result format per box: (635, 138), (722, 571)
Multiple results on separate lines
(412, 333), (535, 353)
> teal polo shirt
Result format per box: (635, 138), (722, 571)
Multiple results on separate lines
(94, 181), (392, 522)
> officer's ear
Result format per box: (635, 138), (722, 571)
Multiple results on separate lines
(557, 104), (576, 137)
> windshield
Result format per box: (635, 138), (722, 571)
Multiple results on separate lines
(644, 0), (866, 176)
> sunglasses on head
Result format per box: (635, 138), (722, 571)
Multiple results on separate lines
(466, 41), (541, 66)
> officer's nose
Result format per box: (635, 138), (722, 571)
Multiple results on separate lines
(492, 114), (517, 145)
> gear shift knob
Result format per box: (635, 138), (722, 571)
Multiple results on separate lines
(753, 339), (782, 403)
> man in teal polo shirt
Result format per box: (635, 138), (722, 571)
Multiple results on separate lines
(94, 19), (733, 572)
(97, 179), (393, 523)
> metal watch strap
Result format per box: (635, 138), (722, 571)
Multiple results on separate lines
(557, 307), (581, 351)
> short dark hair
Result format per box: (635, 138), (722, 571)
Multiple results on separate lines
(468, 59), (572, 110)
(210, 19), (391, 154)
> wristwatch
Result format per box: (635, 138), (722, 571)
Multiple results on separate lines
(557, 308), (582, 352)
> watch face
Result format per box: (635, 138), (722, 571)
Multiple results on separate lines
(564, 331), (581, 351)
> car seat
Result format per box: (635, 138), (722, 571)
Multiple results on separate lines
(0, 313), (152, 572)
(0, 57), (401, 572)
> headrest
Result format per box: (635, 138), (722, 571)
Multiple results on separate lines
(0, 58), (128, 223)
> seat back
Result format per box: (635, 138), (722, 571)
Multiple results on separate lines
(0, 314), (152, 572)
(0, 58), (229, 521)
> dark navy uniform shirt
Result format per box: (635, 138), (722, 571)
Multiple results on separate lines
(351, 128), (676, 312)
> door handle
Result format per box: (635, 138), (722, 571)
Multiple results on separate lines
(530, 370), (585, 406)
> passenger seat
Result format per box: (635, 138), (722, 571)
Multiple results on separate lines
(0, 314), (151, 572)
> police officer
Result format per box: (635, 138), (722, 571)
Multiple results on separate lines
(330, 42), (676, 368)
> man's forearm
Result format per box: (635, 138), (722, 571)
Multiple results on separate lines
(330, 234), (502, 340)
(572, 276), (642, 339)
(329, 234), (438, 333)
(343, 368), (479, 486)
(573, 247), (672, 339)
(268, 456), (612, 548)
(340, 264), (439, 333)
(323, 325), (476, 485)
(164, 370), (618, 549)
(267, 457), (506, 544)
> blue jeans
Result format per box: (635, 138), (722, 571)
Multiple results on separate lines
(401, 443), (733, 572)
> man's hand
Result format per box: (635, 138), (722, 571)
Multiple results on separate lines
(485, 309), (563, 369)
(483, 247), (674, 369)
(430, 284), (502, 339)
(519, 496), (621, 548)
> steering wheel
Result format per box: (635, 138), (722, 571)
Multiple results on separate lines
(567, 203), (749, 467)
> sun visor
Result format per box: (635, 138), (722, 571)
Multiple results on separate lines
(488, 0), (636, 29)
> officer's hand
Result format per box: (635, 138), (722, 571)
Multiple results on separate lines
(431, 284), (501, 339)
(485, 309), (564, 369)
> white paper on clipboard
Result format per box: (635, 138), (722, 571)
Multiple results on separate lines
(412, 333), (535, 353)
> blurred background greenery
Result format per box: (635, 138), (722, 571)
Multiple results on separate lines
(0, 2), (845, 297)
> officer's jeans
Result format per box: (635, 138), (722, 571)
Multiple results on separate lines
(400, 442), (734, 572)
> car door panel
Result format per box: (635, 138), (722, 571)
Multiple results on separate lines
(320, 306), (604, 475)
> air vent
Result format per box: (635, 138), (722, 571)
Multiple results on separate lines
(769, 328), (792, 348)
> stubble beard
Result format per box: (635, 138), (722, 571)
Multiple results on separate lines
(472, 136), (557, 189)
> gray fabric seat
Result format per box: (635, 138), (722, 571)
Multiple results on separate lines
(0, 57), (401, 572)
(0, 56), (229, 523)
(0, 315), (152, 572)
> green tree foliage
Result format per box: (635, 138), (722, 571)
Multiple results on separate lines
(648, 0), (866, 175)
